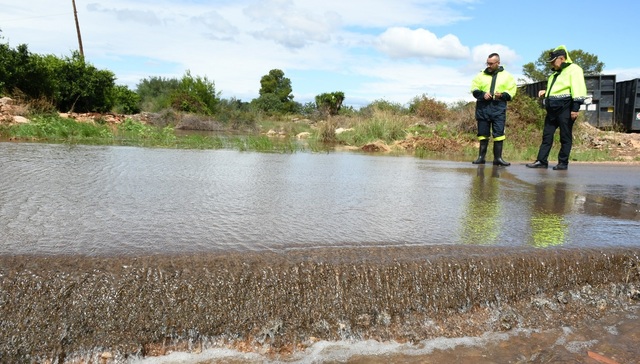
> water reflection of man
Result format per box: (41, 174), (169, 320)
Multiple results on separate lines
(460, 166), (502, 245)
(530, 182), (570, 247)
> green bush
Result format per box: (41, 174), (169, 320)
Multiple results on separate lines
(170, 70), (219, 115)
(112, 85), (141, 114)
(359, 99), (407, 116)
(0, 41), (117, 113)
(136, 76), (180, 112)
(508, 93), (546, 128)
(336, 109), (410, 145)
(409, 94), (450, 121)
(51, 52), (117, 113)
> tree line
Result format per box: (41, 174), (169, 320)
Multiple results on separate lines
(0, 30), (604, 119)
(0, 34), (347, 120)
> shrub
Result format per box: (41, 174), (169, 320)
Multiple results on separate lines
(112, 85), (141, 114)
(359, 99), (407, 117)
(409, 94), (450, 121)
(170, 70), (219, 115)
(136, 76), (179, 112)
(316, 119), (338, 143)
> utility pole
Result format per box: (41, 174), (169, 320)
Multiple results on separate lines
(72, 0), (84, 59)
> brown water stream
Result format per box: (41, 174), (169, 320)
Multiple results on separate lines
(1, 246), (639, 363)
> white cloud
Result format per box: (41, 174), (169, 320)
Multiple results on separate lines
(278, 0), (472, 28)
(0, 0), (487, 106)
(86, 3), (164, 27)
(193, 11), (240, 41)
(244, 0), (340, 48)
(376, 27), (469, 59)
(350, 61), (473, 105)
(607, 68), (640, 82)
(471, 44), (519, 69)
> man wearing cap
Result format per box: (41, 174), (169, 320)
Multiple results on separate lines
(470, 53), (517, 166)
(526, 45), (587, 170)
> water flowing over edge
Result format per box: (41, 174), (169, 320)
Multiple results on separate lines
(1, 245), (639, 363)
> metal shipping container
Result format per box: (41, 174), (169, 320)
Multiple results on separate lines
(615, 78), (640, 132)
(520, 81), (547, 99)
(521, 75), (616, 129)
(584, 75), (616, 128)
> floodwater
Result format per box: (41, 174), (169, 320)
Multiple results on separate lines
(0, 142), (639, 364)
(1, 143), (639, 254)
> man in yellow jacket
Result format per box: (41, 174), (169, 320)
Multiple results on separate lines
(527, 45), (587, 170)
(470, 53), (517, 166)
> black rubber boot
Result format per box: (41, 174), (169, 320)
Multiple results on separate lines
(472, 139), (488, 164)
(493, 140), (510, 166)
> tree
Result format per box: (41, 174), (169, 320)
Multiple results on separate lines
(0, 43), (116, 113)
(254, 69), (295, 113)
(522, 48), (605, 82)
(0, 43), (55, 99)
(52, 51), (116, 113)
(315, 92), (344, 116)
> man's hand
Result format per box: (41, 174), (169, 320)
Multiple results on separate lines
(570, 111), (579, 120)
(538, 90), (546, 98)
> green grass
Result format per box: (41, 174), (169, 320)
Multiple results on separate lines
(5, 115), (112, 143)
(0, 115), (305, 153)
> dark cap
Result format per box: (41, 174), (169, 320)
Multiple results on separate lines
(547, 49), (567, 62)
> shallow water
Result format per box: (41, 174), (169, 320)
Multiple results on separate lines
(134, 310), (640, 363)
(1, 142), (639, 363)
(1, 143), (639, 254)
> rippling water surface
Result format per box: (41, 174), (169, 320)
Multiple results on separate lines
(1, 142), (639, 255)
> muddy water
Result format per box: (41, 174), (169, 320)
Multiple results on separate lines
(1, 247), (639, 363)
(1, 143), (639, 254)
(1, 143), (640, 363)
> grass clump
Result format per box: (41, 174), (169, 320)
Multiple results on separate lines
(6, 115), (112, 143)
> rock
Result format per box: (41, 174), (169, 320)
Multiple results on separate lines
(100, 351), (113, 364)
(13, 116), (29, 124)
(335, 127), (354, 135)
(361, 141), (390, 152)
(0, 97), (14, 106)
(355, 313), (372, 327)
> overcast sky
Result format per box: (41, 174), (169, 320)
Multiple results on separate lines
(2, 0), (639, 108)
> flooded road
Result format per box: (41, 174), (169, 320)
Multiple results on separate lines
(0, 142), (639, 363)
(0, 143), (639, 254)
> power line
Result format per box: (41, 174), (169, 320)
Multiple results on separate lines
(0, 12), (72, 23)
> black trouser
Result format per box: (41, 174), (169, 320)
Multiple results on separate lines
(536, 103), (573, 165)
(475, 100), (507, 140)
